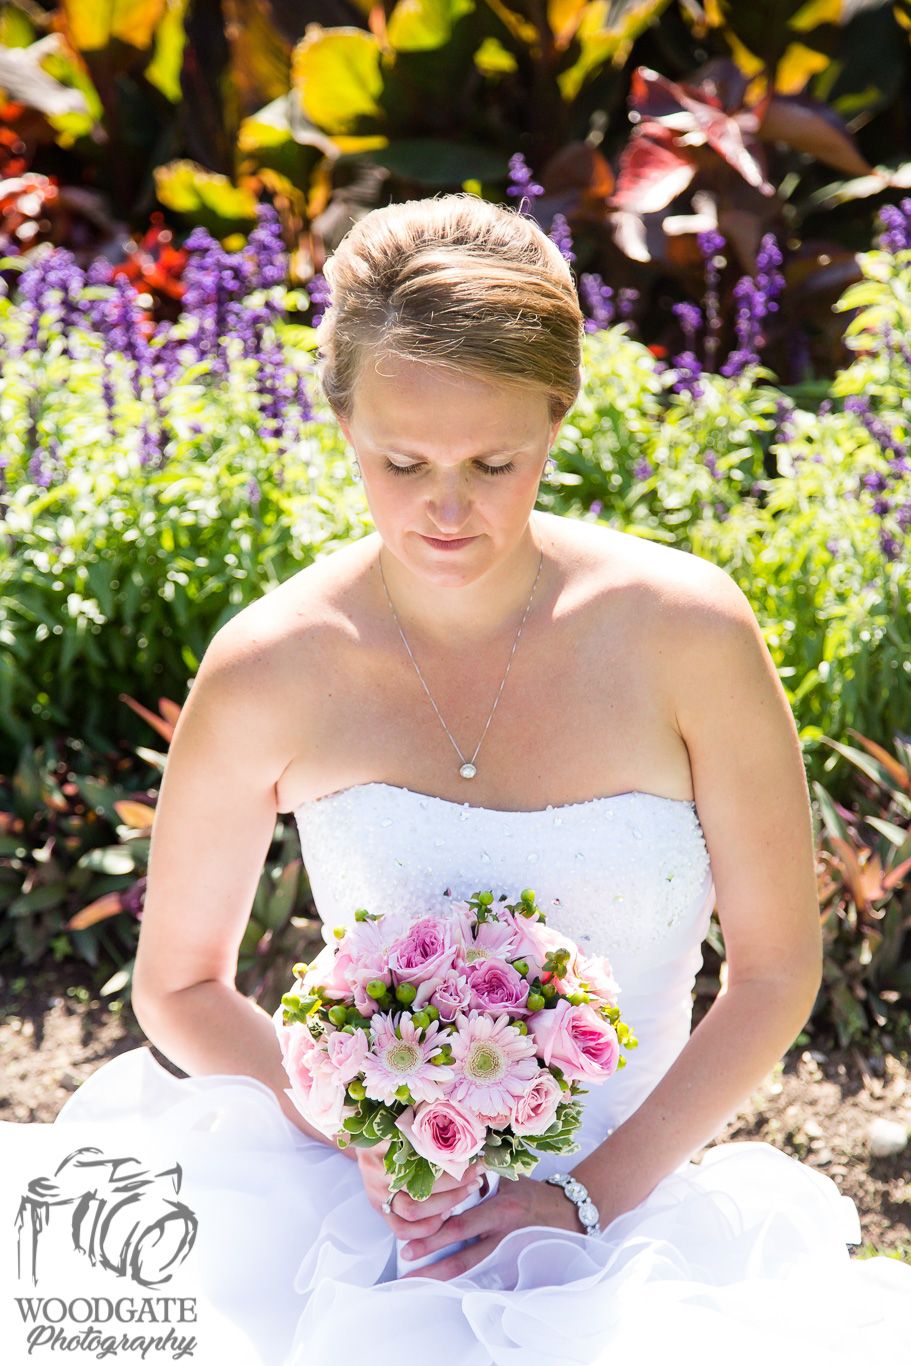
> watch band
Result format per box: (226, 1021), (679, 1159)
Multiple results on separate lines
(545, 1172), (602, 1236)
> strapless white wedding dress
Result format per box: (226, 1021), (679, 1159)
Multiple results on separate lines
(39, 785), (911, 1364)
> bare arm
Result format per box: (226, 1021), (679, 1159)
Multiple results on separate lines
(572, 562), (822, 1219)
(131, 611), (358, 1159)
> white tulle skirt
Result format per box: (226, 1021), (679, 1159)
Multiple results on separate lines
(39, 1047), (911, 1366)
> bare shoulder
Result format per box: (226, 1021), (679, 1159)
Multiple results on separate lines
(540, 510), (753, 637)
(203, 535), (379, 682)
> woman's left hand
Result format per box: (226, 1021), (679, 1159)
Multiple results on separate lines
(397, 1172), (585, 1281)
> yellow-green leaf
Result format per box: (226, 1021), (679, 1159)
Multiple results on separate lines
(154, 160), (258, 227)
(789, 0), (843, 31)
(557, 0), (671, 103)
(291, 28), (384, 135)
(387, 0), (474, 52)
(144, 0), (188, 103)
(474, 35), (518, 74)
(63, 0), (168, 52)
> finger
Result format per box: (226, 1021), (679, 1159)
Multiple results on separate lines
(399, 1235), (501, 1282)
(398, 1188), (501, 1260)
(392, 1176), (484, 1222)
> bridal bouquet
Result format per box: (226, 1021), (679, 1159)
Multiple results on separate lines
(274, 888), (636, 1202)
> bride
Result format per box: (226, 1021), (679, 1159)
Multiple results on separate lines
(53, 195), (910, 1363)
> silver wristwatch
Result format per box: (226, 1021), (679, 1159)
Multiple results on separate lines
(545, 1172), (602, 1236)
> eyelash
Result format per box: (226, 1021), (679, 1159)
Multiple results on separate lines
(384, 460), (516, 478)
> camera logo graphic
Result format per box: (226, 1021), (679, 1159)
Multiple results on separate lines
(15, 1146), (199, 1289)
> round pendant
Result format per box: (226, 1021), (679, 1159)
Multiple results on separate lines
(459, 763), (477, 779)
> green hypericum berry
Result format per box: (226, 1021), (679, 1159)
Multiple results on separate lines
(347, 1079), (366, 1100)
(526, 992), (546, 1012)
(424, 1005), (440, 1021)
(515, 1020), (529, 1035)
(395, 982), (417, 1005)
(291, 962), (309, 979)
(411, 1010), (431, 1029)
(567, 992), (585, 1007)
(328, 1005), (348, 1028)
(333, 925), (346, 939)
(477, 891), (494, 905)
(617, 1055), (627, 1068)
(366, 979), (388, 999)
(512, 959), (529, 977)
(542, 981), (557, 999)
(431, 1051), (448, 1066)
(520, 889), (536, 905)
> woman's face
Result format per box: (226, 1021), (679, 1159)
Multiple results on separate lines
(338, 350), (560, 586)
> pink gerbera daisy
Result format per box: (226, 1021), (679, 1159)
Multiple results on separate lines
(362, 1013), (453, 1104)
(449, 1012), (539, 1119)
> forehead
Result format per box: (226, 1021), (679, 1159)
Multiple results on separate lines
(349, 350), (550, 455)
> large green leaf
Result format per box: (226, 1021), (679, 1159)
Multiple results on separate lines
(144, 0), (189, 103)
(387, 0), (475, 52)
(154, 160), (259, 233)
(63, 0), (168, 52)
(291, 28), (385, 136)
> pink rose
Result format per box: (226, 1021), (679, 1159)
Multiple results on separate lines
(430, 969), (472, 1023)
(388, 917), (459, 986)
(465, 958), (529, 1016)
(509, 1070), (564, 1135)
(300, 1066), (351, 1138)
(529, 998), (620, 1084)
(351, 957), (391, 1017)
(395, 1100), (487, 1179)
(575, 952), (619, 1008)
(325, 1027), (370, 1083)
(507, 917), (572, 975)
(277, 1024), (354, 1137)
(305, 940), (353, 999)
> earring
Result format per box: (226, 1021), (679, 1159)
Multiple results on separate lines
(545, 455), (559, 484)
(352, 461), (362, 483)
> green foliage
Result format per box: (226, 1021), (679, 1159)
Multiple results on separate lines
(0, 306), (371, 767)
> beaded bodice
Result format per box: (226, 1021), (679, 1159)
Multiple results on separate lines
(293, 782), (717, 1147)
(294, 782), (713, 960)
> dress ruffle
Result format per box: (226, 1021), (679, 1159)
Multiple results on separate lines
(54, 1048), (911, 1366)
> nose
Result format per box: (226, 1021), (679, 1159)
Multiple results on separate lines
(425, 467), (472, 532)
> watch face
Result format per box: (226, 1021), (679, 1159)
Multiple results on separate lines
(578, 1203), (599, 1227)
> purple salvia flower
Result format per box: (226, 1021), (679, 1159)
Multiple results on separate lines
(246, 202), (287, 290)
(704, 451), (719, 479)
(877, 199), (911, 255)
(668, 350), (704, 400)
(697, 230), (725, 371)
(881, 529), (901, 561)
(506, 154), (544, 217)
(617, 288), (638, 320)
(633, 456), (653, 481)
(580, 274), (614, 332)
(589, 500), (603, 517)
(549, 213), (575, 264)
(307, 272), (330, 327)
(247, 477), (262, 507)
(672, 301), (702, 352)
(28, 446), (52, 488)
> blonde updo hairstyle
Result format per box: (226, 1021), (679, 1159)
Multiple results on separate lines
(317, 194), (584, 425)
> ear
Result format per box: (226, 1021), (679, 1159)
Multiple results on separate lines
(337, 415), (353, 445)
(549, 416), (565, 447)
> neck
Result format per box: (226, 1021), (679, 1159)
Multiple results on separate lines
(376, 520), (546, 647)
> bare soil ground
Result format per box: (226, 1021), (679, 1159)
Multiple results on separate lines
(1, 959), (909, 1258)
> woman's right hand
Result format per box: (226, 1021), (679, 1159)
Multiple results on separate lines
(356, 1139), (486, 1241)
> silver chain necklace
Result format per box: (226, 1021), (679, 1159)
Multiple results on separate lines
(378, 545), (544, 780)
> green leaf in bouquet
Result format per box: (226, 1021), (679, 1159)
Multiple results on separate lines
(406, 1157), (436, 1202)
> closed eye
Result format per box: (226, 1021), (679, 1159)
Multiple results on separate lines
(384, 460), (516, 477)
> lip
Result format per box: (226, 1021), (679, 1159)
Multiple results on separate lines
(419, 534), (478, 550)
